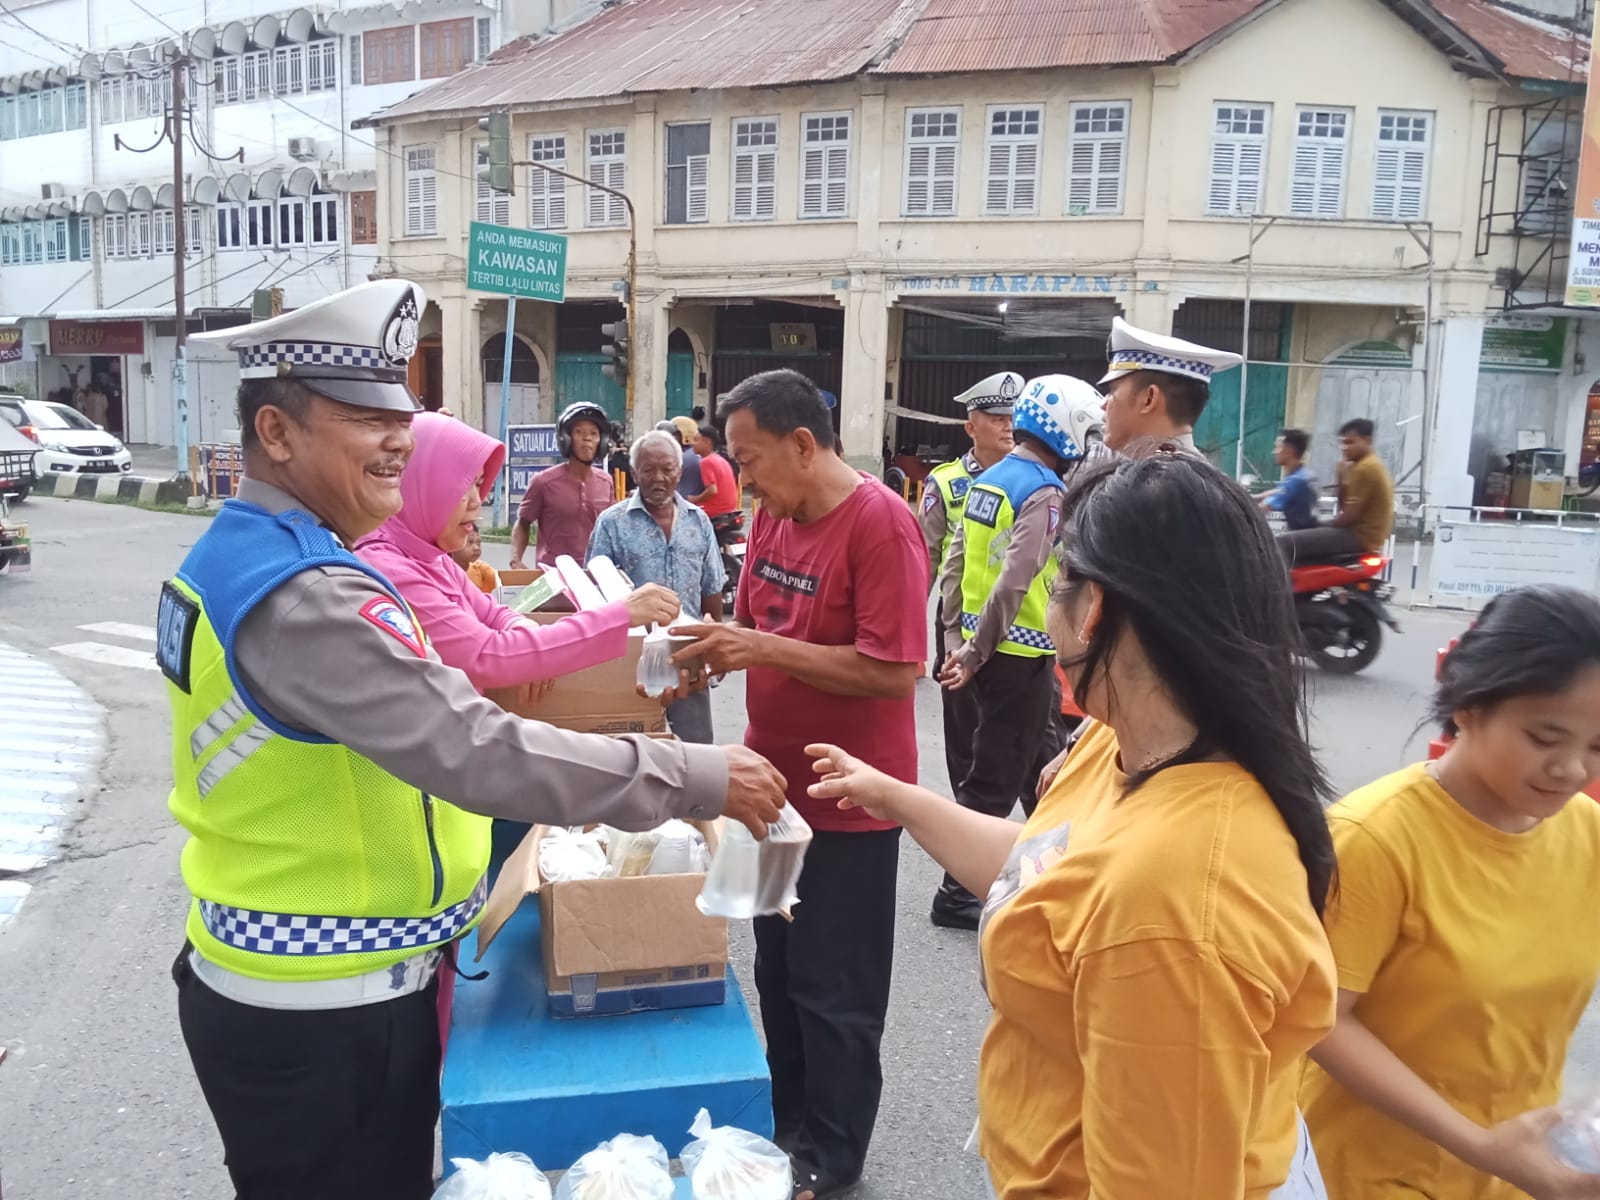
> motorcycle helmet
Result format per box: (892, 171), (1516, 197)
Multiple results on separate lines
(1012, 374), (1106, 464)
(557, 401), (610, 459)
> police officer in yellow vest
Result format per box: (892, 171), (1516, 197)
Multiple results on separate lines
(165, 280), (785, 1200)
(918, 372), (1022, 674)
(931, 374), (1107, 930)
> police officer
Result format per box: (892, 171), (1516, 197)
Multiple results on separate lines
(931, 375), (1106, 930)
(167, 280), (785, 1200)
(1098, 316), (1242, 456)
(918, 372), (1021, 768)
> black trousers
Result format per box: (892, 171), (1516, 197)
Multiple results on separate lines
(932, 596), (947, 677)
(943, 653), (1057, 893)
(174, 950), (441, 1200)
(753, 828), (901, 1184)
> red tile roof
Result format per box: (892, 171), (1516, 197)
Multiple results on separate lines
(1430, 0), (1589, 83)
(869, 0), (1264, 75)
(359, 0), (1588, 127)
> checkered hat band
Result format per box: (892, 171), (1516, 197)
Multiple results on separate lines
(199, 876), (487, 957)
(1108, 349), (1213, 379)
(240, 342), (395, 372)
(961, 611), (1054, 651)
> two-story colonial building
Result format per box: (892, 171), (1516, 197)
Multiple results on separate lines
(360, 0), (1595, 511)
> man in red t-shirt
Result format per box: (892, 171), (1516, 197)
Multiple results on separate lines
(673, 371), (927, 1200)
(690, 424), (740, 517)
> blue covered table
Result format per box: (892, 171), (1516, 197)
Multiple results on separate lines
(440, 891), (773, 1176)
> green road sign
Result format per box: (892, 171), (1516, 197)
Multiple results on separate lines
(467, 222), (568, 303)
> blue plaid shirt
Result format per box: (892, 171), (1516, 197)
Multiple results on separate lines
(587, 492), (726, 618)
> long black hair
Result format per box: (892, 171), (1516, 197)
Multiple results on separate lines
(1052, 452), (1336, 915)
(1431, 586), (1600, 736)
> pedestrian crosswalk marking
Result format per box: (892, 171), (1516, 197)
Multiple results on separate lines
(0, 642), (102, 931)
(48, 642), (159, 672)
(77, 622), (157, 642)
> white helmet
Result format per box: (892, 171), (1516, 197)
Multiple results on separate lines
(1012, 374), (1106, 462)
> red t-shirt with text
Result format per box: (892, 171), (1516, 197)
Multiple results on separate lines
(698, 451), (740, 517)
(736, 476), (929, 832)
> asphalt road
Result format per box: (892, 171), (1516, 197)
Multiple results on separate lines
(0, 496), (1590, 1200)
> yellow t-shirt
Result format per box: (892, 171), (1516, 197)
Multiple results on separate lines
(1301, 764), (1600, 1200)
(1342, 454), (1394, 552)
(977, 723), (1336, 1198)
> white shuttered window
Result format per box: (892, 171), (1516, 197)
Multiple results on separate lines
(404, 145), (438, 236)
(474, 143), (511, 224)
(1371, 110), (1431, 220)
(1067, 101), (1129, 215)
(800, 113), (851, 218)
(528, 135), (567, 230)
(586, 129), (627, 227)
(903, 108), (960, 217)
(984, 106), (1041, 216)
(732, 118), (778, 221)
(1207, 103), (1269, 216)
(1290, 107), (1350, 219)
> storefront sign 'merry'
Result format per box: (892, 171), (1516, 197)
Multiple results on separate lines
(891, 273), (1163, 296)
(48, 320), (145, 356)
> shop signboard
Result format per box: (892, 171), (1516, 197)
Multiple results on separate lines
(0, 327), (20, 364)
(1566, 2), (1600, 305)
(1427, 516), (1600, 607)
(48, 320), (144, 356)
(1480, 314), (1566, 372)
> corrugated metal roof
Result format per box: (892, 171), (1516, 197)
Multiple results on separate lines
(363, 0), (921, 124)
(1430, 0), (1588, 84)
(869, 0), (1266, 75)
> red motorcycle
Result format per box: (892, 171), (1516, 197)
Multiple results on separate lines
(711, 510), (746, 608)
(1292, 553), (1398, 674)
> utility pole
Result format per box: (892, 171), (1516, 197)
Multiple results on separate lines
(114, 51), (242, 496)
(171, 54), (190, 493)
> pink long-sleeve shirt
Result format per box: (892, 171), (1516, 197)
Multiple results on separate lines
(355, 412), (629, 692)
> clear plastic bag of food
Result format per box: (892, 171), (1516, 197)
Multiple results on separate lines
(538, 827), (612, 883)
(680, 1108), (791, 1200)
(552, 1133), (675, 1200)
(433, 1152), (553, 1200)
(646, 820), (709, 876)
(696, 806), (813, 919)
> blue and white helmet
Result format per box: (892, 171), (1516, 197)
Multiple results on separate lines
(1013, 375), (1106, 463)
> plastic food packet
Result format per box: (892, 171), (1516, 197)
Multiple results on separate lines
(433, 1152), (553, 1200)
(696, 806), (813, 919)
(538, 827), (612, 883)
(646, 820), (709, 876)
(680, 1108), (791, 1200)
(552, 1133), (674, 1200)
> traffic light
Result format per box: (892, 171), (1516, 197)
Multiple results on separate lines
(477, 110), (513, 195)
(600, 320), (629, 383)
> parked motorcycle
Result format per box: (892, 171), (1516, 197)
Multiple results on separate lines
(712, 510), (746, 608)
(1291, 553), (1398, 674)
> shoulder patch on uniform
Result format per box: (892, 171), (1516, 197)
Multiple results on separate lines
(359, 597), (425, 657)
(1046, 504), (1061, 535)
(156, 581), (199, 692)
(921, 488), (939, 514)
(965, 488), (1003, 528)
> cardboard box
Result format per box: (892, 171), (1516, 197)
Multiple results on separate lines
(495, 568), (573, 614)
(475, 820), (729, 1017)
(486, 612), (671, 735)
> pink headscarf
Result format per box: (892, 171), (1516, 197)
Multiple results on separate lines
(387, 411), (505, 550)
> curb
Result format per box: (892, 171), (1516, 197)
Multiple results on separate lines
(40, 471), (196, 506)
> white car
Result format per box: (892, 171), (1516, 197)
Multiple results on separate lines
(0, 396), (133, 479)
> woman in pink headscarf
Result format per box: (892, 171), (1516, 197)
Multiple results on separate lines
(355, 411), (679, 691)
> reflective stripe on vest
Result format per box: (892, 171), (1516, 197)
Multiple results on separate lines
(959, 454), (1062, 660)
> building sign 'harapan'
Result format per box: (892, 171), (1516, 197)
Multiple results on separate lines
(889, 273), (1162, 296)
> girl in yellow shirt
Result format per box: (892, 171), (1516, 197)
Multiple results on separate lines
(808, 452), (1338, 1198)
(1302, 585), (1600, 1200)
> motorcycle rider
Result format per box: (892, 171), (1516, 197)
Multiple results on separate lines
(1280, 418), (1394, 567)
(932, 375), (1106, 930)
(510, 401), (613, 569)
(1098, 316), (1242, 456)
(919, 372), (1024, 673)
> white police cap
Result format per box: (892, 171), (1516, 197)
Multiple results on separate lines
(1099, 316), (1243, 387)
(191, 279), (426, 413)
(954, 371), (1023, 415)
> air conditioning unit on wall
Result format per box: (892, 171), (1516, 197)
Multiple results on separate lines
(288, 137), (318, 162)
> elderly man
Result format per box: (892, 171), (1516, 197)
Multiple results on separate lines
(673, 369), (927, 1200)
(589, 430), (726, 743)
(171, 281), (785, 1200)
